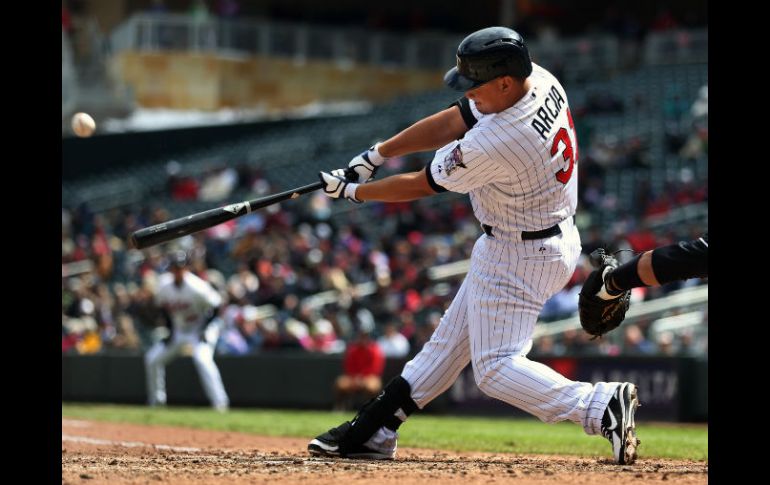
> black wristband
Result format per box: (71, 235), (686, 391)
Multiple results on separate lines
(424, 164), (447, 193)
(606, 254), (646, 294)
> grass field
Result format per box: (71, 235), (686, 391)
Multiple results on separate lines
(62, 403), (707, 460)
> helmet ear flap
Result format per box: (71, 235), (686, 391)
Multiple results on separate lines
(511, 44), (533, 78)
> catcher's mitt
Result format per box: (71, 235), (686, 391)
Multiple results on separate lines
(578, 249), (631, 338)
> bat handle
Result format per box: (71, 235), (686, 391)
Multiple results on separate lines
(271, 180), (324, 200)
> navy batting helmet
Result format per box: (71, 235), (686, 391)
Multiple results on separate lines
(444, 27), (533, 91)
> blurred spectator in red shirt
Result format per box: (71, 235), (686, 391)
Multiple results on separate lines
(644, 192), (672, 217)
(626, 224), (658, 252)
(170, 176), (200, 201)
(333, 326), (384, 410)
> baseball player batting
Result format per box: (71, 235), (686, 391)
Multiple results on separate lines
(308, 26), (640, 465)
(145, 251), (230, 411)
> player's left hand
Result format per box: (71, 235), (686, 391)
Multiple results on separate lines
(330, 167), (360, 181)
(318, 171), (362, 203)
(343, 144), (386, 183)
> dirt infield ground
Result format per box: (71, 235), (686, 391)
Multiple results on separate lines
(62, 419), (707, 484)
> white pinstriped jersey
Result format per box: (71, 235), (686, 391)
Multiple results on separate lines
(428, 63), (578, 233)
(356, 53), (629, 460)
(393, 62), (623, 451)
(155, 272), (222, 334)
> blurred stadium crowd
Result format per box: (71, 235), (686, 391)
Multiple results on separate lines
(62, 84), (707, 360)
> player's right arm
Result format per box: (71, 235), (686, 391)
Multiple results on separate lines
(343, 104), (472, 182)
(378, 103), (471, 157)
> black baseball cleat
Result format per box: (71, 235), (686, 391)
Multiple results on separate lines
(308, 421), (395, 460)
(601, 382), (641, 464)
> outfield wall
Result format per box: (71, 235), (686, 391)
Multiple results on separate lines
(112, 52), (444, 111)
(62, 353), (707, 422)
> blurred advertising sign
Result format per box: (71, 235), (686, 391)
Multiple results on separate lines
(447, 357), (684, 421)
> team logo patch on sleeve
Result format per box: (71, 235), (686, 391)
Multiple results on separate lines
(444, 145), (467, 176)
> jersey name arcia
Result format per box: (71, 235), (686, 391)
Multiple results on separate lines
(531, 85), (566, 141)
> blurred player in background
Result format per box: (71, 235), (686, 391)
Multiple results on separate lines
(144, 250), (230, 411)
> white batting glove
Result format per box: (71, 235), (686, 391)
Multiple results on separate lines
(346, 143), (387, 182)
(318, 171), (362, 203)
(330, 167), (357, 180)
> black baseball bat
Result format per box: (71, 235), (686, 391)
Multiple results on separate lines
(129, 181), (323, 249)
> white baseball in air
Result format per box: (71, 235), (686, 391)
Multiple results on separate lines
(71, 112), (96, 137)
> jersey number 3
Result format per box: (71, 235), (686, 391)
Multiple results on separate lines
(551, 108), (578, 184)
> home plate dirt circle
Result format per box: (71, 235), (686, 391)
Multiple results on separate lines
(62, 419), (707, 484)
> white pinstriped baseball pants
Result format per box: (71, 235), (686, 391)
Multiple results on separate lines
(145, 328), (229, 410)
(401, 219), (619, 435)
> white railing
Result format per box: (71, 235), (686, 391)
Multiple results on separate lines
(110, 14), (462, 70)
(108, 15), (708, 75)
(646, 202), (708, 229)
(108, 14), (626, 73)
(533, 284), (708, 339)
(62, 259), (93, 278)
